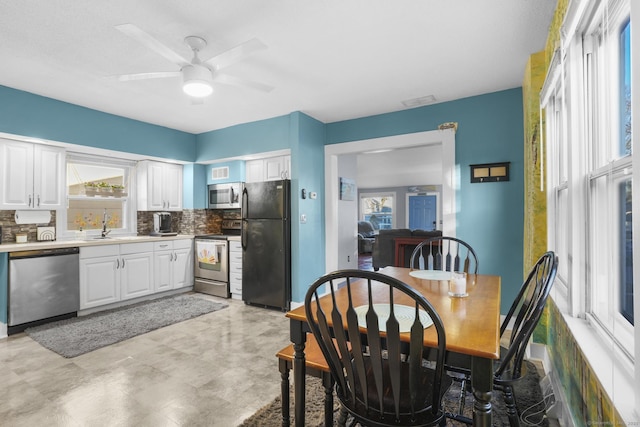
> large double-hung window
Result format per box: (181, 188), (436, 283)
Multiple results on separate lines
(542, 0), (635, 411)
(585, 3), (633, 354)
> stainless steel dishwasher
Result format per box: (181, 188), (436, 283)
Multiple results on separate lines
(8, 247), (80, 334)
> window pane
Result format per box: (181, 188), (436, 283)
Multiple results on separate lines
(591, 175), (611, 324)
(619, 20), (632, 157)
(68, 201), (124, 231)
(67, 163), (125, 195)
(619, 179), (634, 324)
(361, 195), (394, 230)
(66, 160), (130, 233)
(556, 187), (569, 282)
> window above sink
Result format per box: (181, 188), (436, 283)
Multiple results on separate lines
(57, 153), (137, 240)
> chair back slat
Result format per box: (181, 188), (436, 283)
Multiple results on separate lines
(410, 236), (479, 274)
(305, 270), (450, 426)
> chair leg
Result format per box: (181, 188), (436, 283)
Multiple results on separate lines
(457, 378), (467, 415)
(502, 384), (520, 427)
(322, 373), (334, 427)
(278, 359), (291, 427)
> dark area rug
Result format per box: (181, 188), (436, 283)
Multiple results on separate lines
(25, 294), (227, 358)
(239, 361), (548, 426)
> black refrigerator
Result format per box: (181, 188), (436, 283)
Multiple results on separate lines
(241, 179), (291, 311)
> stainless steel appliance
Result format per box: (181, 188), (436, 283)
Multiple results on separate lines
(151, 211), (176, 236)
(208, 182), (242, 209)
(8, 247), (80, 334)
(194, 236), (229, 298)
(241, 179), (291, 310)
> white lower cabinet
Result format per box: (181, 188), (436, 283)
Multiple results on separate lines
(80, 245), (121, 309)
(80, 242), (154, 310)
(154, 239), (193, 291)
(120, 244), (154, 301)
(229, 240), (243, 299)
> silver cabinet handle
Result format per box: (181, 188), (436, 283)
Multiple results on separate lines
(121, 258), (125, 268)
(37, 194), (40, 207)
(116, 259), (120, 269)
(28, 194), (32, 207)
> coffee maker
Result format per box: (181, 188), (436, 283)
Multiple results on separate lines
(151, 212), (176, 236)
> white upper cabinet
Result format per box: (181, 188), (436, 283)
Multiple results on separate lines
(0, 139), (65, 210)
(137, 160), (183, 211)
(245, 155), (291, 183)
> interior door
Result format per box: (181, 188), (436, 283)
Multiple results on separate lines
(408, 194), (437, 230)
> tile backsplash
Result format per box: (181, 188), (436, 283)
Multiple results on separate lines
(0, 210), (56, 244)
(1, 209), (224, 244)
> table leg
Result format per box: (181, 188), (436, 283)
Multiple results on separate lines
(471, 356), (493, 427)
(290, 320), (307, 427)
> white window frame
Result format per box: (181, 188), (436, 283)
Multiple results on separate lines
(57, 153), (137, 240)
(542, 0), (638, 419)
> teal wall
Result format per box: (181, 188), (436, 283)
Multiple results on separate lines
(183, 163), (207, 209)
(327, 89), (525, 313)
(288, 112), (326, 302)
(205, 160), (245, 185)
(195, 112), (327, 302)
(195, 114), (291, 162)
(0, 83), (524, 313)
(0, 86), (196, 161)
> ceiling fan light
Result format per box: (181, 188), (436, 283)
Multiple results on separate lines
(182, 64), (213, 97)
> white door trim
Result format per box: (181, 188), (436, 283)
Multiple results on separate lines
(324, 129), (456, 273)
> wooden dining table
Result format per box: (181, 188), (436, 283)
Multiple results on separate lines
(285, 266), (501, 427)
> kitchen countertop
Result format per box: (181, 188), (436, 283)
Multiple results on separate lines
(0, 234), (195, 253)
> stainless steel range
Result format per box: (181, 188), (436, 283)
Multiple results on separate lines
(194, 235), (229, 298)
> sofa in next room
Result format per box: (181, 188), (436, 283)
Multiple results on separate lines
(372, 228), (442, 271)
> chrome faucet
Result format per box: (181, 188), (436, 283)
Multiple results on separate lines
(101, 209), (111, 238)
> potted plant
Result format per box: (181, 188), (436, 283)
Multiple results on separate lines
(84, 182), (98, 196)
(111, 184), (126, 197)
(96, 181), (112, 196)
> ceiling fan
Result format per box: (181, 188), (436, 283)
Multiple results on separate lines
(114, 23), (273, 98)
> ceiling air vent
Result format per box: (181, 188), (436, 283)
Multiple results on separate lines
(211, 166), (229, 180)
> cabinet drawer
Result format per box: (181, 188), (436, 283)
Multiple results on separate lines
(230, 271), (243, 283)
(153, 241), (173, 251)
(229, 251), (243, 263)
(81, 244), (119, 259)
(229, 241), (242, 252)
(230, 261), (242, 273)
(120, 242), (154, 255)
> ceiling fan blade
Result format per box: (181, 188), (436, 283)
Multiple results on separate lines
(116, 23), (189, 67)
(215, 74), (274, 92)
(205, 38), (267, 70)
(116, 71), (182, 82)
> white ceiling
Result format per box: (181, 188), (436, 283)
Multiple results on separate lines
(357, 145), (442, 189)
(0, 0), (556, 135)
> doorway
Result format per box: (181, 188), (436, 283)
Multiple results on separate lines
(324, 129), (456, 273)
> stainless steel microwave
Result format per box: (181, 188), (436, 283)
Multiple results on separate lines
(208, 182), (243, 209)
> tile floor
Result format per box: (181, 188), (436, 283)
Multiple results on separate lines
(0, 295), (291, 426)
